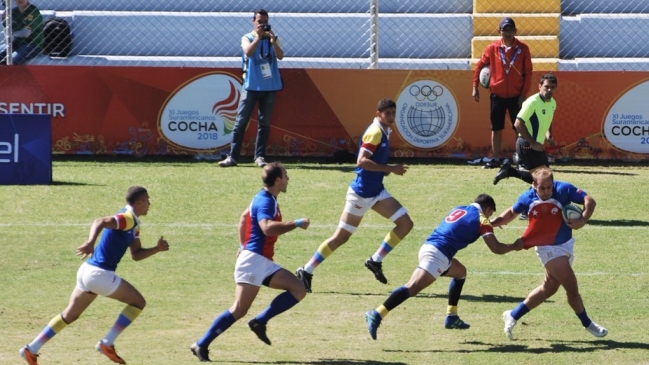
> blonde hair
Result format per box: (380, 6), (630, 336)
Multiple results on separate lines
(532, 167), (553, 183)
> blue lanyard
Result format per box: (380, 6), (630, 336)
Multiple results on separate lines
(499, 45), (521, 75)
(260, 38), (272, 61)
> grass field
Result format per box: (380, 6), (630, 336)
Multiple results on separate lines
(2, 159), (649, 365)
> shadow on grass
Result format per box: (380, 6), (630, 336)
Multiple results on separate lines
(290, 164), (356, 173)
(415, 293), (548, 304)
(385, 339), (645, 354)
(50, 181), (101, 186)
(218, 360), (408, 365)
(587, 219), (649, 227)
(51, 154), (649, 168)
(553, 169), (637, 176)
(316, 291), (539, 304)
(52, 154), (361, 172)
(316, 291), (395, 297)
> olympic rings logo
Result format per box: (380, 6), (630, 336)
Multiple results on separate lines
(409, 84), (444, 101)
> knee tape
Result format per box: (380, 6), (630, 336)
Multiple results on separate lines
(389, 207), (408, 222)
(338, 220), (357, 234)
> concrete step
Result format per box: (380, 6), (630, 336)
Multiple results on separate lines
(472, 35), (559, 58)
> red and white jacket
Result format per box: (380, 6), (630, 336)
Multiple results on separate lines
(473, 38), (533, 98)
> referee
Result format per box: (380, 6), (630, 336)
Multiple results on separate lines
(494, 73), (558, 186)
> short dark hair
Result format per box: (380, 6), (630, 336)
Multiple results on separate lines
(540, 73), (558, 86)
(377, 98), (396, 112)
(262, 162), (284, 187)
(254, 8), (269, 19)
(474, 193), (496, 212)
(126, 186), (148, 205)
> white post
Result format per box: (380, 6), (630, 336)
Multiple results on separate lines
(3, 0), (12, 65)
(369, 0), (378, 69)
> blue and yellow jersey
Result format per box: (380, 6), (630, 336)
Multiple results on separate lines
(86, 206), (140, 271)
(513, 181), (587, 248)
(349, 118), (390, 198)
(517, 93), (556, 143)
(242, 189), (282, 260)
(424, 203), (494, 260)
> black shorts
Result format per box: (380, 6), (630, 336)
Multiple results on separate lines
(490, 94), (520, 131)
(516, 137), (549, 170)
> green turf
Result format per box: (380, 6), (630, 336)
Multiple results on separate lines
(2, 160), (648, 365)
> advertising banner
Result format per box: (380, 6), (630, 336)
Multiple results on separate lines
(0, 114), (52, 185)
(0, 66), (647, 161)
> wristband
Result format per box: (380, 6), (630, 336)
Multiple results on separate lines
(295, 219), (303, 228)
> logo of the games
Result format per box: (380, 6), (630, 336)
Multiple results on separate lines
(603, 80), (649, 154)
(395, 80), (458, 149)
(158, 72), (241, 151)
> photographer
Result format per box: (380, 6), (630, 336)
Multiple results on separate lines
(219, 8), (284, 168)
(1, 0), (44, 65)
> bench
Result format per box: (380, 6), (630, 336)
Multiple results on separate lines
(560, 14), (649, 58)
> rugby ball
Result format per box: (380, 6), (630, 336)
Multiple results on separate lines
(562, 204), (582, 221)
(479, 66), (490, 88)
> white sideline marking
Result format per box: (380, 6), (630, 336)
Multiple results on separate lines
(0, 223), (645, 230)
(1, 221), (642, 277)
(469, 271), (645, 276)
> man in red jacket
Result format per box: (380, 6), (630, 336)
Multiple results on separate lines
(472, 17), (533, 169)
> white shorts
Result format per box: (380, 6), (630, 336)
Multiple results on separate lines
(234, 250), (282, 287)
(417, 244), (451, 279)
(76, 262), (122, 296)
(343, 187), (393, 216)
(535, 238), (575, 266)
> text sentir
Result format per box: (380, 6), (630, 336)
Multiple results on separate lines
(0, 102), (65, 117)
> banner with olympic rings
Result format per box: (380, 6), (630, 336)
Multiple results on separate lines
(0, 66), (647, 161)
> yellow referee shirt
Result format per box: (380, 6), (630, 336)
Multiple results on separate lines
(517, 93), (556, 143)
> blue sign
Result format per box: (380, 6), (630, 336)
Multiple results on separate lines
(0, 114), (52, 185)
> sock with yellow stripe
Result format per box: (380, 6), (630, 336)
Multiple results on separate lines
(304, 242), (334, 274)
(102, 305), (142, 346)
(375, 286), (410, 319)
(371, 231), (402, 263)
(447, 305), (458, 316)
(28, 313), (69, 353)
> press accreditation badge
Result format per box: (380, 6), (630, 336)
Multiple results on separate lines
(260, 63), (272, 79)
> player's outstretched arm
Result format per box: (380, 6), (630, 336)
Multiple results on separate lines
(483, 235), (524, 255)
(357, 155), (409, 176)
(490, 207), (518, 228)
(355, 149), (409, 176)
(388, 163), (408, 176)
(129, 236), (169, 261)
(259, 217), (310, 237)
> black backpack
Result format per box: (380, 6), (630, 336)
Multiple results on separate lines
(43, 17), (72, 57)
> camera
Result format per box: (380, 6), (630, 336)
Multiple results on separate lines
(261, 24), (272, 31)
